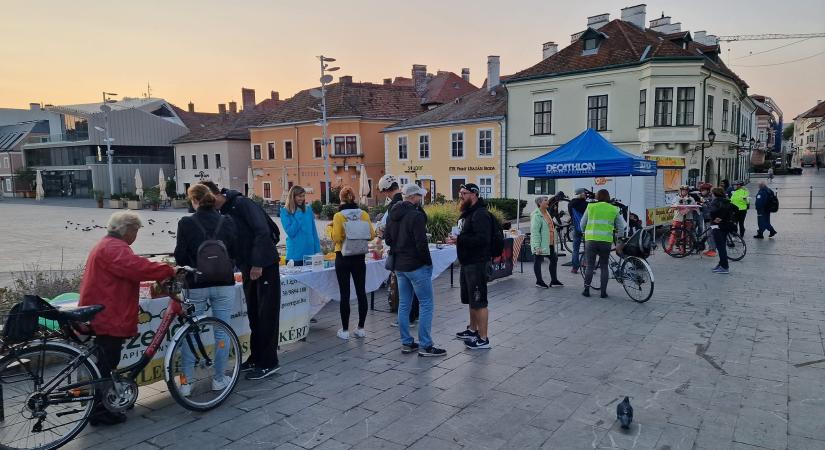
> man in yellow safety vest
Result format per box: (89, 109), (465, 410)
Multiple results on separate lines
(579, 189), (626, 298)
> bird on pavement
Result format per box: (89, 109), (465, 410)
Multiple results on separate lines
(617, 396), (633, 429)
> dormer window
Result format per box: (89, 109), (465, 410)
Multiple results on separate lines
(579, 28), (607, 55)
(584, 39), (598, 51)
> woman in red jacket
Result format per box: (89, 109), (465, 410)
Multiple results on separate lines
(78, 211), (175, 426)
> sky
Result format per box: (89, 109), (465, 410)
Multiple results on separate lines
(1, 0), (824, 119)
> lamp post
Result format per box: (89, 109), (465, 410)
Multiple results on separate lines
(317, 56), (340, 204)
(94, 104), (115, 197)
(699, 129), (716, 182)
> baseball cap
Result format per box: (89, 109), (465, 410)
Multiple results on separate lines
(574, 188), (587, 195)
(402, 184), (427, 197)
(460, 183), (480, 194)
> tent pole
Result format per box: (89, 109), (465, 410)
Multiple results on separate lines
(653, 172), (657, 244)
(628, 174), (633, 237)
(516, 174), (523, 233)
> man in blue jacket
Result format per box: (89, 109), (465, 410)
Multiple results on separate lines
(754, 181), (778, 239)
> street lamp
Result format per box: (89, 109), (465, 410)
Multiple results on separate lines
(96, 103), (115, 196)
(316, 55), (340, 204)
(699, 129), (716, 182)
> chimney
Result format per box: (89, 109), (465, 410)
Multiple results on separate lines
(461, 68), (470, 83)
(621, 4), (646, 30)
(271, 91), (279, 101)
(587, 13), (610, 30)
(694, 30), (707, 44)
(487, 56), (500, 92)
(383, 78), (392, 85)
(187, 102), (195, 113)
(29, 102), (40, 110)
(649, 14), (671, 31)
(228, 101), (237, 114)
(241, 88), (255, 111)
(412, 64), (428, 95)
(339, 75), (353, 85)
(218, 103), (227, 115)
(542, 42), (558, 59)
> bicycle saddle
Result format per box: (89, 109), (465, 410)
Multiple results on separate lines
(53, 305), (105, 323)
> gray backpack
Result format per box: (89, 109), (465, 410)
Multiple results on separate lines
(341, 209), (371, 256)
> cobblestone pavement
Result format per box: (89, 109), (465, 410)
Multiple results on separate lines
(7, 169), (825, 449)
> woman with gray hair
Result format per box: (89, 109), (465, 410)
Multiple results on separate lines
(530, 196), (563, 289)
(78, 210), (175, 426)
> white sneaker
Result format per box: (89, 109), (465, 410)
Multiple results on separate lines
(179, 383), (192, 397)
(353, 328), (366, 338)
(337, 329), (349, 340)
(212, 375), (231, 391)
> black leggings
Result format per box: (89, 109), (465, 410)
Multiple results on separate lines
(336, 252), (368, 330)
(734, 210), (747, 237)
(533, 247), (558, 284)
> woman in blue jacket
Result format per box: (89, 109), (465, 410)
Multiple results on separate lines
(280, 185), (321, 265)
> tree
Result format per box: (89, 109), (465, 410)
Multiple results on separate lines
(783, 122), (794, 141)
(14, 167), (35, 190)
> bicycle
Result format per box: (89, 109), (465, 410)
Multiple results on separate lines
(661, 218), (746, 261)
(0, 267), (242, 450)
(578, 228), (655, 303)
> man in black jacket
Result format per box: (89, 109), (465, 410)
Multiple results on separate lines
(378, 175), (419, 325)
(384, 184), (445, 357)
(449, 183), (492, 350)
(202, 182), (281, 380)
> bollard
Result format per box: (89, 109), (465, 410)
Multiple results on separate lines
(810, 186), (813, 210)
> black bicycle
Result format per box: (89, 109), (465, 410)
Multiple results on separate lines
(578, 228), (655, 303)
(661, 218), (746, 261)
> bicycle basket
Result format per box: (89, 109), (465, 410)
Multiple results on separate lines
(621, 228), (654, 259)
(2, 295), (57, 343)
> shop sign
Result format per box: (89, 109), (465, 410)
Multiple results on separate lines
(404, 165), (423, 173)
(646, 206), (672, 226)
(545, 162), (596, 175)
(645, 155), (685, 168)
(448, 165), (496, 172)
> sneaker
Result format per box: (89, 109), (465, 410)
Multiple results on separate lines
(769, 231), (777, 237)
(245, 366), (280, 380)
(401, 342), (419, 354)
(418, 346), (447, 357)
(240, 359), (256, 372)
(390, 320), (399, 327)
(455, 328), (479, 340)
(550, 280), (564, 287)
(535, 281), (549, 289)
(712, 266), (729, 274)
(212, 375), (231, 391)
(353, 328), (366, 338)
(703, 250), (717, 257)
(337, 329), (349, 340)
(753, 234), (764, 239)
(179, 383), (192, 397)
(465, 338), (491, 350)
(571, 267), (579, 274)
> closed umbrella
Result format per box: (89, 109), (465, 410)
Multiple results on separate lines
(134, 169), (144, 200)
(158, 168), (168, 203)
(247, 166), (255, 197)
(35, 170), (44, 201)
(281, 166), (290, 202)
(358, 164), (370, 206)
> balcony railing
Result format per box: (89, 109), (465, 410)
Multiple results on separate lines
(39, 132), (90, 143)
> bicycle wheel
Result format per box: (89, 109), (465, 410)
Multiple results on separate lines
(166, 317), (241, 412)
(619, 256), (655, 303)
(726, 233), (747, 261)
(661, 227), (693, 258)
(0, 342), (99, 450)
(557, 225), (573, 253)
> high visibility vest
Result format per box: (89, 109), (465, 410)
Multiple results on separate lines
(584, 202), (619, 243)
(730, 188), (749, 211)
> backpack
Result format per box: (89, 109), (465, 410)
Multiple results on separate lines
(488, 211), (505, 257)
(767, 190), (779, 213)
(341, 209), (371, 256)
(2, 295), (54, 343)
(191, 215), (235, 286)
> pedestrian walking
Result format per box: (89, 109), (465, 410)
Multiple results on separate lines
(753, 181), (778, 239)
(202, 181), (282, 381)
(449, 183), (493, 350)
(567, 188), (589, 273)
(531, 195), (563, 288)
(331, 186), (375, 340)
(280, 185), (321, 265)
(708, 187), (737, 274)
(173, 184), (238, 396)
(767, 167), (774, 183)
(384, 184), (445, 357)
(730, 181), (750, 237)
(580, 189), (626, 298)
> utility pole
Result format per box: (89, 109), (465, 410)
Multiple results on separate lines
(317, 56), (339, 204)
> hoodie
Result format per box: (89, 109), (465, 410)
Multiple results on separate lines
(384, 201), (432, 271)
(219, 189), (279, 269)
(456, 198), (492, 265)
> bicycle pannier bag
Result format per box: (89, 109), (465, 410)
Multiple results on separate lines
(341, 209), (371, 256)
(2, 295), (54, 342)
(621, 229), (653, 259)
(192, 215), (235, 286)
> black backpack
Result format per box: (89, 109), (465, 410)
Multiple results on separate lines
(488, 211), (505, 257)
(191, 215), (235, 286)
(2, 295), (54, 343)
(767, 190), (779, 213)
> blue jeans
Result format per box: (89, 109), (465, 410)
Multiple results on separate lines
(182, 285), (234, 382)
(396, 265), (434, 349)
(571, 229), (583, 268)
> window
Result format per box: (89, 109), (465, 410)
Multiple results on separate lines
(722, 99), (729, 131)
(267, 142), (275, 160)
(706, 95), (714, 129)
(215, 154), (222, 168)
(584, 38), (597, 50)
(203, 154), (209, 170)
(4, 178), (11, 192)
(314, 139), (323, 159)
(2, 157), (8, 168)
(533, 100), (552, 135)
(478, 129), (493, 157)
(419, 135), (430, 159)
(451, 132), (464, 158)
(527, 178), (556, 195)
(639, 90), (647, 127)
(334, 136), (358, 155)
(262, 182), (271, 200)
(399, 176), (410, 186)
(587, 95), (608, 131)
(397, 136), (408, 160)
(180, 155), (186, 169)
(284, 141), (293, 160)
(252, 144), (262, 160)
(478, 176), (493, 198)
(191, 155), (197, 170)
(676, 87), (695, 126)
(654, 88), (673, 126)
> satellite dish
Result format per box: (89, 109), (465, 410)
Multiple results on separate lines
(100, 104), (112, 113)
(309, 89), (323, 98)
(320, 75), (333, 84)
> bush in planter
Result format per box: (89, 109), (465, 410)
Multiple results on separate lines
(320, 204), (339, 220)
(311, 200), (322, 216)
(110, 193), (122, 200)
(423, 202), (460, 242)
(487, 205), (507, 226)
(485, 198), (528, 220)
(368, 204), (388, 221)
(433, 193), (448, 204)
(144, 187), (161, 209)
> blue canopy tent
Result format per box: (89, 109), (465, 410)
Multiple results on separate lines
(516, 128), (659, 237)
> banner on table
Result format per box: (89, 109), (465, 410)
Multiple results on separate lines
(489, 237), (514, 281)
(646, 207), (672, 226)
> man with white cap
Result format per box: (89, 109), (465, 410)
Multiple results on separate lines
(384, 184), (445, 357)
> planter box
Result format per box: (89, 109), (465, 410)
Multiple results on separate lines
(108, 199), (123, 209)
(172, 199), (189, 209)
(126, 200), (142, 209)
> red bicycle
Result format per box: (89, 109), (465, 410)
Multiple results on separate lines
(0, 268), (242, 449)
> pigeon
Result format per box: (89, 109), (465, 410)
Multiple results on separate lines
(617, 396), (633, 429)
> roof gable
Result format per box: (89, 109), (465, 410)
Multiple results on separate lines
(385, 85), (506, 131)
